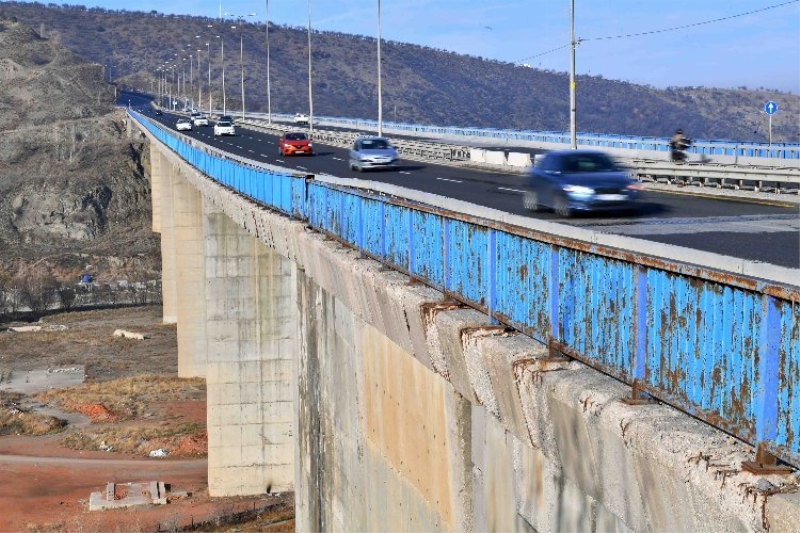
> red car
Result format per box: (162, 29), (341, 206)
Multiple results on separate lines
(278, 131), (313, 156)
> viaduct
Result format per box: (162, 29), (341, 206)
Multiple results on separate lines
(133, 110), (800, 532)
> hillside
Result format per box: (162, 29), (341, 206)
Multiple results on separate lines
(0, 1), (797, 143)
(0, 17), (158, 282)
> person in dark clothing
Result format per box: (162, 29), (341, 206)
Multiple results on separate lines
(670, 129), (691, 162)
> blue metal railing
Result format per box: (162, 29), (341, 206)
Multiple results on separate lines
(132, 110), (800, 468)
(306, 115), (800, 161)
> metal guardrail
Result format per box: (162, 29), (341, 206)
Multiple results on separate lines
(131, 109), (800, 471)
(285, 114), (800, 162)
(240, 117), (800, 194)
(629, 160), (800, 193)
(240, 119), (473, 163)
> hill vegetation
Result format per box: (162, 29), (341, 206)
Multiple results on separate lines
(0, 1), (797, 143)
(0, 16), (158, 291)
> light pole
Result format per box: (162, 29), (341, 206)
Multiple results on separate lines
(264, 0), (272, 124)
(206, 42), (212, 116)
(217, 34), (226, 115)
(569, 0), (577, 149)
(189, 53), (194, 109)
(196, 48), (202, 112)
(226, 13), (256, 120)
(306, 0), (314, 134)
(377, 0), (383, 136)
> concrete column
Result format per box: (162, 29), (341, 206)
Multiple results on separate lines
(149, 145), (163, 234)
(204, 199), (296, 497)
(172, 170), (207, 378)
(159, 160), (178, 324)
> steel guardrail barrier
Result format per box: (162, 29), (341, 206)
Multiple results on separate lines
(239, 117), (799, 194)
(131, 109), (800, 470)
(262, 113), (800, 162)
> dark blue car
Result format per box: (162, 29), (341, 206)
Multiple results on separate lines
(522, 149), (643, 217)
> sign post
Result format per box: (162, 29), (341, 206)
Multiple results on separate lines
(764, 101), (778, 147)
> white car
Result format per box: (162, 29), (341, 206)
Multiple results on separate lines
(175, 119), (192, 132)
(293, 113), (309, 125)
(213, 119), (235, 136)
(190, 113), (209, 127)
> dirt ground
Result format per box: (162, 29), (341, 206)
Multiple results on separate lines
(0, 306), (294, 532)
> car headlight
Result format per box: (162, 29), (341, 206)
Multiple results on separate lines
(563, 185), (594, 195)
(308, 143), (313, 147)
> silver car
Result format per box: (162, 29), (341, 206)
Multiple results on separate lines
(349, 136), (399, 172)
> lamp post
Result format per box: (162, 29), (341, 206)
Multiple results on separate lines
(206, 42), (212, 116)
(189, 53), (194, 109)
(306, 0), (314, 134)
(196, 48), (202, 112)
(226, 13), (256, 120)
(377, 0), (383, 136)
(264, 0), (272, 124)
(218, 34), (226, 115)
(569, 0), (577, 149)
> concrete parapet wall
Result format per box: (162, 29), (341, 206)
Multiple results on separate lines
(146, 136), (800, 532)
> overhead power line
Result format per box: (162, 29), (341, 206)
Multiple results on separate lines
(585, 0), (799, 42)
(515, 0), (799, 64)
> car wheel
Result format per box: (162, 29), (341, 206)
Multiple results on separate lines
(523, 190), (539, 212)
(553, 195), (572, 217)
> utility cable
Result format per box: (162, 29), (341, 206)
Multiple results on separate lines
(515, 0), (799, 64)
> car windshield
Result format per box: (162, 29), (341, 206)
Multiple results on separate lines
(286, 133), (307, 141)
(361, 139), (389, 150)
(559, 153), (617, 173)
(217, 121), (232, 127)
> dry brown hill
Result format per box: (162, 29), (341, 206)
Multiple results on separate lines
(0, 18), (158, 284)
(0, 1), (797, 143)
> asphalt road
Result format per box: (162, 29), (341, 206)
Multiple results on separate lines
(123, 95), (799, 269)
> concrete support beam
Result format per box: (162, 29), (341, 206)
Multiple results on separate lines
(148, 145), (163, 233)
(159, 160), (178, 324)
(172, 170), (207, 378)
(204, 201), (295, 497)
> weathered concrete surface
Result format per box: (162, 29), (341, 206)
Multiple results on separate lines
(204, 202), (295, 497)
(145, 130), (800, 532)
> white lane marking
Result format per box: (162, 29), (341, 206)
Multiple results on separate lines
(296, 166), (308, 170)
(498, 186), (526, 193)
(248, 149), (254, 153)
(331, 157), (343, 161)
(436, 177), (462, 183)
(399, 171), (412, 175)
(260, 154), (269, 157)
(276, 159), (285, 163)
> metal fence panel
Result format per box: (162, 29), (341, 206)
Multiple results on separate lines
(410, 210), (445, 288)
(645, 271), (760, 436)
(446, 220), (488, 306)
(777, 301), (800, 457)
(558, 250), (636, 377)
(494, 232), (551, 342)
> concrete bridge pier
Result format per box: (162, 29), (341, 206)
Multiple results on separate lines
(152, 147), (177, 324)
(203, 200), (296, 496)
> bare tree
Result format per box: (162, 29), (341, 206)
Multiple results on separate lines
(56, 284), (77, 311)
(0, 275), (6, 313)
(14, 265), (58, 316)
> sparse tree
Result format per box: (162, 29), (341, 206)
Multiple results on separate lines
(14, 265), (58, 316)
(56, 284), (77, 311)
(0, 273), (8, 313)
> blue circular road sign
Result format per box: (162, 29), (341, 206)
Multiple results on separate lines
(765, 101), (778, 115)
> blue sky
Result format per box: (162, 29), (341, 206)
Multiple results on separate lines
(24, 0), (800, 93)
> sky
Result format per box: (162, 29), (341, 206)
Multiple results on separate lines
(19, 0), (800, 94)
